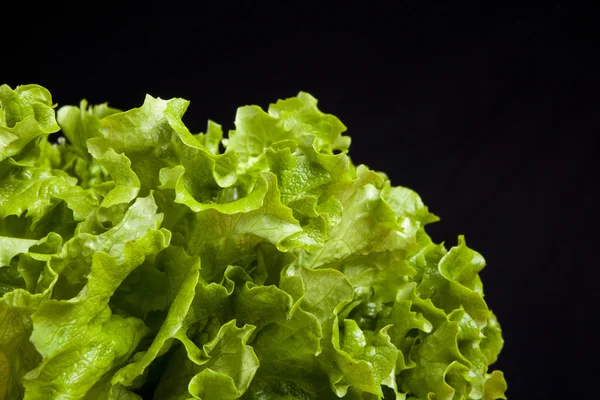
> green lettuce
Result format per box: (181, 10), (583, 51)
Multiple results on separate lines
(0, 83), (507, 399)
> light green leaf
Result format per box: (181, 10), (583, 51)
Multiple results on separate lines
(330, 320), (398, 397)
(412, 236), (491, 329)
(483, 370), (507, 400)
(184, 172), (302, 281)
(376, 298), (433, 373)
(87, 147), (140, 208)
(194, 120), (223, 155)
(0, 294), (42, 400)
(87, 95), (188, 191)
(224, 105), (290, 166)
(189, 321), (258, 399)
(281, 266), (354, 331)
(222, 265), (293, 330)
(155, 321), (259, 400)
(37, 194), (167, 299)
(0, 237), (41, 268)
(481, 311), (504, 366)
(57, 100), (120, 158)
(0, 84), (60, 162)
(22, 196), (170, 399)
(0, 232), (62, 297)
(0, 165), (76, 226)
(397, 314), (470, 400)
(298, 166), (414, 270)
(108, 247), (201, 393)
(267, 91), (350, 153)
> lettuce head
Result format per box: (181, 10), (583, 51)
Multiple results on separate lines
(0, 83), (507, 399)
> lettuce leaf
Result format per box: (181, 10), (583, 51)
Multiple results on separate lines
(0, 83), (506, 399)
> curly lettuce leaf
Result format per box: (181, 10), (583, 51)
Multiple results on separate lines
(152, 321), (259, 400)
(21, 196), (170, 399)
(0, 84), (60, 163)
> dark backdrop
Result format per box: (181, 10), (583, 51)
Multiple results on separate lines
(3, 5), (597, 399)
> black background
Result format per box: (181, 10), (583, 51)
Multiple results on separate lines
(3, 4), (597, 399)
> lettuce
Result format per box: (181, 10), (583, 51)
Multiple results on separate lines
(0, 83), (507, 399)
